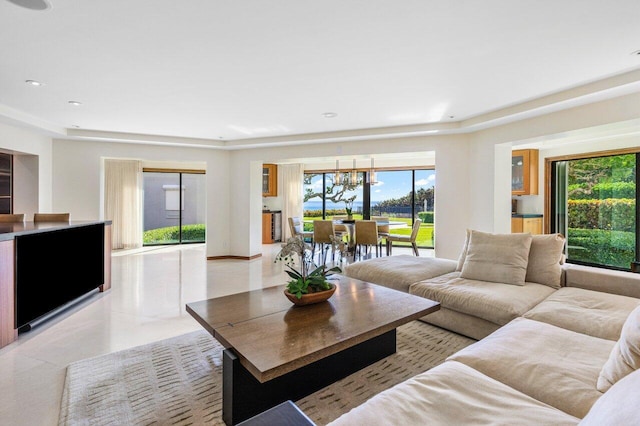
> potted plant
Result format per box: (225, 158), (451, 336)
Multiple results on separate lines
(275, 235), (342, 304)
(344, 199), (354, 220)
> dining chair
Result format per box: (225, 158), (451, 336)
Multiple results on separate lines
(371, 216), (390, 256)
(329, 215), (349, 241)
(386, 219), (422, 256)
(33, 213), (70, 222)
(370, 215), (390, 238)
(331, 215), (349, 233)
(287, 216), (313, 242)
(354, 220), (383, 259)
(0, 213), (24, 223)
(312, 220), (338, 264)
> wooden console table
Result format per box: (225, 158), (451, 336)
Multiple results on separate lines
(0, 220), (112, 348)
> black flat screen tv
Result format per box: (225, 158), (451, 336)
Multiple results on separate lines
(15, 223), (104, 330)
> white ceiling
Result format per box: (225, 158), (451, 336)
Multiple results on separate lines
(1, 0), (639, 149)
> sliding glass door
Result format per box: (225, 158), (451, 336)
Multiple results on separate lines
(550, 152), (636, 270)
(143, 171), (206, 245)
(303, 168), (435, 249)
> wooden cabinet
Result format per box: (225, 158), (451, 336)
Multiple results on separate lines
(262, 213), (274, 243)
(511, 149), (538, 195)
(0, 153), (12, 214)
(262, 211), (282, 244)
(262, 164), (277, 197)
(511, 216), (543, 234)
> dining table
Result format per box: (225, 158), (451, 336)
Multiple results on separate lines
(333, 219), (390, 258)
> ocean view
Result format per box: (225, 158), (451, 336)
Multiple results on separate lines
(303, 200), (378, 211)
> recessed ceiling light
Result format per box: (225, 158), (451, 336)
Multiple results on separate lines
(449, 115), (455, 119)
(632, 50), (640, 56)
(25, 79), (43, 86)
(6, 0), (51, 11)
(71, 125), (80, 128)
(68, 101), (82, 106)
(322, 112), (338, 118)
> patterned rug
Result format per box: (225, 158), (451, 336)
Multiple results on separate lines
(58, 321), (475, 426)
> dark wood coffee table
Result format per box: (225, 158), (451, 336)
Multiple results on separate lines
(186, 275), (440, 425)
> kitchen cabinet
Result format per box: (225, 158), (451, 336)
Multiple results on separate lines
(511, 215), (543, 234)
(262, 164), (277, 197)
(262, 211), (282, 244)
(512, 149), (538, 195)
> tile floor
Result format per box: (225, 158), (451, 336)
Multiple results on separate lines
(0, 243), (430, 425)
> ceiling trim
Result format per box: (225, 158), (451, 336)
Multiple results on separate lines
(26, 67), (640, 150)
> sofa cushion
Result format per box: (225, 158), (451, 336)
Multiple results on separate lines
(525, 233), (565, 289)
(327, 361), (580, 426)
(410, 276), (555, 326)
(421, 307), (501, 340)
(343, 255), (457, 293)
(523, 287), (640, 341)
(580, 368), (640, 425)
(564, 263), (640, 299)
(597, 304), (640, 392)
(460, 230), (532, 285)
(447, 317), (615, 418)
(455, 228), (471, 271)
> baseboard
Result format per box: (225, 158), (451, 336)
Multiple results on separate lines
(207, 254), (263, 261)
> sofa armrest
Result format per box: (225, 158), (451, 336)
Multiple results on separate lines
(563, 264), (640, 299)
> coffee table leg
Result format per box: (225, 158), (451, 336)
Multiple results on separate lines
(222, 329), (396, 425)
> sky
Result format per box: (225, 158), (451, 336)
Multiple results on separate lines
(305, 169), (435, 203)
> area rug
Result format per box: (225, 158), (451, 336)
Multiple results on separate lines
(58, 321), (475, 426)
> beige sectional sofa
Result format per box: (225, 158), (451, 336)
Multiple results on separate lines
(334, 229), (640, 425)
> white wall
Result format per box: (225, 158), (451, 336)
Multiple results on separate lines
(52, 139), (230, 258)
(469, 92), (640, 234)
(0, 122), (52, 217)
(13, 154), (39, 217)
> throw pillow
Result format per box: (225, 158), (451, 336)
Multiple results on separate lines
(580, 369), (640, 425)
(525, 233), (565, 289)
(460, 230), (532, 286)
(455, 229), (471, 271)
(597, 305), (640, 392)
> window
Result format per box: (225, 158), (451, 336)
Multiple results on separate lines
(550, 151), (637, 270)
(303, 168), (435, 248)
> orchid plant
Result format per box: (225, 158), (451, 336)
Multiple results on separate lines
(275, 235), (342, 299)
(344, 199), (354, 216)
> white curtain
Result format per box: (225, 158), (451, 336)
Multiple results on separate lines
(280, 163), (305, 240)
(104, 159), (143, 249)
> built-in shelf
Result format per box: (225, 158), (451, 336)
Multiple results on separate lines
(0, 153), (12, 214)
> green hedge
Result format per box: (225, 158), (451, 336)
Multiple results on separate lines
(304, 208), (351, 218)
(143, 224), (206, 244)
(568, 182), (635, 200)
(568, 198), (635, 232)
(418, 211), (434, 224)
(567, 228), (634, 269)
